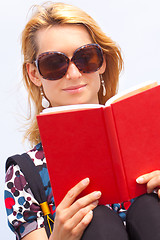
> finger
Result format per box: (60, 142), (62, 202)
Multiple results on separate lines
(57, 190), (101, 221)
(157, 189), (160, 199)
(67, 200), (98, 229)
(71, 210), (93, 239)
(146, 175), (160, 193)
(58, 178), (90, 209)
(136, 170), (160, 184)
(69, 191), (101, 217)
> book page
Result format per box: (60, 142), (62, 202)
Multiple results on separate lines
(105, 81), (158, 106)
(41, 104), (102, 115)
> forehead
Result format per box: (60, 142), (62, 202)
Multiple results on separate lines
(36, 24), (93, 55)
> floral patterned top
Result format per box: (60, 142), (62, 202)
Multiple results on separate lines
(4, 142), (134, 239)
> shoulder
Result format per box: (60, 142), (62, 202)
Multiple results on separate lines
(4, 143), (55, 239)
(5, 142), (46, 199)
(6, 143), (45, 172)
(5, 142), (48, 209)
(27, 143), (50, 189)
(27, 142), (46, 167)
(6, 142), (50, 197)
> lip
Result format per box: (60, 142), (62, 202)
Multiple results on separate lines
(62, 84), (87, 93)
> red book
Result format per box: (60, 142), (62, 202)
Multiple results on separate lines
(37, 82), (160, 206)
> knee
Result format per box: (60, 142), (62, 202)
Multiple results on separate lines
(93, 205), (117, 220)
(126, 193), (160, 240)
(127, 193), (159, 219)
(93, 205), (124, 226)
(126, 193), (160, 225)
(93, 205), (108, 215)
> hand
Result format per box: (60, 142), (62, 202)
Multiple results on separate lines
(50, 178), (101, 240)
(136, 170), (160, 198)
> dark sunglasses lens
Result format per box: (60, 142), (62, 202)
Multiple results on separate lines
(38, 53), (69, 80)
(73, 45), (103, 73)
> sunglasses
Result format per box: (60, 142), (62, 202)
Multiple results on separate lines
(34, 43), (104, 80)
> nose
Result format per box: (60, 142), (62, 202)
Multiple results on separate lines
(66, 61), (82, 80)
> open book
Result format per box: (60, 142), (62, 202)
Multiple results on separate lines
(37, 81), (160, 206)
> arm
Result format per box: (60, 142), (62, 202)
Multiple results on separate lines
(136, 170), (160, 197)
(22, 228), (48, 240)
(22, 178), (101, 240)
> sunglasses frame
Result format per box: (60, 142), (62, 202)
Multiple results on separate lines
(34, 43), (104, 80)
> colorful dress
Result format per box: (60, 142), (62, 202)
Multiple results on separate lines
(4, 142), (134, 239)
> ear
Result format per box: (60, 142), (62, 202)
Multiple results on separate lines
(26, 63), (42, 87)
(99, 56), (106, 75)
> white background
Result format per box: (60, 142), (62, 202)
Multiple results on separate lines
(0, 0), (160, 239)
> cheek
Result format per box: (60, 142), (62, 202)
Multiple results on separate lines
(97, 76), (101, 89)
(41, 80), (57, 98)
(91, 73), (101, 91)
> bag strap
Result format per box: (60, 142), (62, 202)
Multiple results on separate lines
(6, 153), (54, 237)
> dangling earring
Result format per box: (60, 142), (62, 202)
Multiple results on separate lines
(40, 87), (50, 108)
(100, 75), (106, 96)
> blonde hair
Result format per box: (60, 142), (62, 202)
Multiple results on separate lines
(21, 2), (123, 146)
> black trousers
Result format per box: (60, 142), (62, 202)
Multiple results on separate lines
(81, 193), (160, 240)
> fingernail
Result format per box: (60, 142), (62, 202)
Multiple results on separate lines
(89, 210), (93, 215)
(82, 178), (90, 185)
(136, 177), (144, 184)
(94, 191), (101, 198)
(92, 200), (99, 206)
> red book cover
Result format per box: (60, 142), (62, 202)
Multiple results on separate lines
(37, 82), (160, 206)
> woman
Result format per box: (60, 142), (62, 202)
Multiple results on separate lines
(5, 2), (160, 240)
